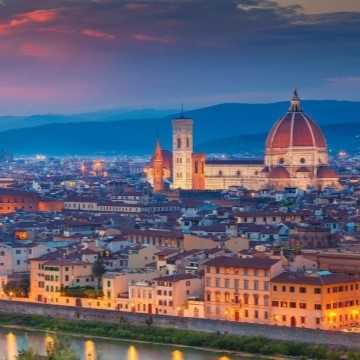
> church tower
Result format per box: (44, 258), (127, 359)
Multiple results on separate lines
(153, 137), (164, 192)
(172, 115), (193, 189)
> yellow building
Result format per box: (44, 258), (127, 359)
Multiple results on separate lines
(29, 258), (95, 303)
(203, 256), (283, 323)
(270, 270), (360, 330)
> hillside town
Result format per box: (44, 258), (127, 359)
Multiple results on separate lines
(0, 152), (359, 333)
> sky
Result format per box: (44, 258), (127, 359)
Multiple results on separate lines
(0, 0), (359, 115)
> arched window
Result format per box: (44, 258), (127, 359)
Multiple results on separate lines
(177, 138), (181, 148)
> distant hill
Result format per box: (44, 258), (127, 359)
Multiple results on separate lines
(0, 109), (178, 132)
(0, 100), (359, 156)
(197, 123), (360, 155)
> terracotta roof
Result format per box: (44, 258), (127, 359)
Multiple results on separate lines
(317, 166), (338, 179)
(296, 166), (310, 172)
(268, 166), (290, 179)
(154, 273), (198, 282)
(204, 255), (280, 269)
(265, 94), (327, 150)
(271, 271), (358, 285)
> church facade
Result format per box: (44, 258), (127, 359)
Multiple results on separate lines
(145, 90), (339, 191)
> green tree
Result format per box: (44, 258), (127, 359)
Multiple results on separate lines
(4, 276), (30, 298)
(17, 334), (79, 360)
(91, 258), (106, 288)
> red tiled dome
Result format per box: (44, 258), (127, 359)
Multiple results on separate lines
(268, 166), (290, 179)
(265, 90), (327, 150)
(317, 166), (337, 178)
(296, 166), (310, 172)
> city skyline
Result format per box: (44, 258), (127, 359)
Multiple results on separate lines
(0, 0), (359, 115)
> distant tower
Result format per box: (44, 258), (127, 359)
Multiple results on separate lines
(153, 137), (164, 192)
(172, 110), (193, 189)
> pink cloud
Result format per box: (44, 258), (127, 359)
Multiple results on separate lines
(82, 28), (115, 40)
(20, 9), (58, 23)
(132, 33), (175, 44)
(0, 8), (59, 36)
(18, 43), (61, 58)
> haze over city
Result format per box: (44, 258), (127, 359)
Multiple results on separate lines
(0, 0), (359, 115)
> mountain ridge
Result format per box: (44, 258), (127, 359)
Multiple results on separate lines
(0, 100), (358, 156)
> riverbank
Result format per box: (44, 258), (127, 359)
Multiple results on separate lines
(0, 312), (358, 360)
(0, 324), (278, 360)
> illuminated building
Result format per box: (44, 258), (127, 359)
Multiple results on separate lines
(146, 90), (339, 191)
(270, 270), (360, 330)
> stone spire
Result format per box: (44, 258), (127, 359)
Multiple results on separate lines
(289, 87), (302, 112)
(153, 137), (164, 192)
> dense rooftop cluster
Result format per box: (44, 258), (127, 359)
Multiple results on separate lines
(0, 154), (359, 332)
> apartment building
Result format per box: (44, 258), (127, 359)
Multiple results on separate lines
(204, 256), (283, 323)
(270, 270), (360, 330)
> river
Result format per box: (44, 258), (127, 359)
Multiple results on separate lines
(0, 327), (259, 360)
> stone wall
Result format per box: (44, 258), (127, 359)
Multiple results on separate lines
(0, 300), (359, 350)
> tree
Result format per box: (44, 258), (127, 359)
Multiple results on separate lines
(4, 276), (30, 298)
(91, 258), (106, 288)
(17, 334), (79, 360)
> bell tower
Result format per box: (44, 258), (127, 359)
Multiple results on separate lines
(153, 137), (164, 192)
(172, 113), (193, 189)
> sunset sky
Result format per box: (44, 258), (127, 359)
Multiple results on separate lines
(0, 0), (359, 115)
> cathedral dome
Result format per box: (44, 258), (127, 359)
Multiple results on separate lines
(317, 166), (337, 178)
(268, 166), (290, 179)
(265, 89), (327, 150)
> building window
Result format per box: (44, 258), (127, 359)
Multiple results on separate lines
(314, 304), (322, 310)
(299, 303), (307, 309)
(314, 288), (321, 294)
(289, 286), (295, 293)
(244, 294), (249, 305)
(244, 280), (249, 290)
(299, 287), (306, 293)
(290, 302), (296, 308)
(234, 279), (239, 289)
